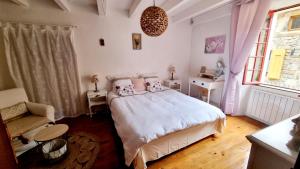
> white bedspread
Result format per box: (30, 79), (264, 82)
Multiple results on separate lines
(108, 89), (226, 166)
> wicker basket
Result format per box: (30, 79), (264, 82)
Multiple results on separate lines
(42, 139), (67, 161)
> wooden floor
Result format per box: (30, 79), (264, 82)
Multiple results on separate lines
(18, 112), (265, 169)
(148, 116), (265, 169)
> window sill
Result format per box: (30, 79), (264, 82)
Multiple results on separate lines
(258, 84), (300, 94)
(243, 83), (300, 94)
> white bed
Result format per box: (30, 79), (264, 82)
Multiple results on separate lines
(108, 89), (226, 169)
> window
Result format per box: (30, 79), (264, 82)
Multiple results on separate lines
(243, 5), (300, 91)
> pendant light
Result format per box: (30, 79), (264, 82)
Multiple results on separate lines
(140, 0), (168, 37)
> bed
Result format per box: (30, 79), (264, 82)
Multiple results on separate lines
(108, 89), (226, 169)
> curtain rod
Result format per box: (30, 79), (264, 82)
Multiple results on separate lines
(0, 20), (77, 28)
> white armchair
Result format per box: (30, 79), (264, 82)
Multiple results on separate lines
(0, 88), (55, 156)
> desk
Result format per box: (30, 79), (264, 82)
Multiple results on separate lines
(188, 77), (224, 104)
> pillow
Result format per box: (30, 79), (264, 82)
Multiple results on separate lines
(112, 79), (133, 92)
(0, 102), (28, 122)
(106, 74), (138, 82)
(131, 78), (146, 91)
(138, 73), (158, 79)
(144, 77), (160, 83)
(146, 81), (164, 92)
(116, 84), (135, 96)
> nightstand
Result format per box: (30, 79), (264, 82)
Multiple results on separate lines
(87, 89), (107, 118)
(164, 79), (182, 92)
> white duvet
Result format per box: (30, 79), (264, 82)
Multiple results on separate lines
(108, 89), (226, 166)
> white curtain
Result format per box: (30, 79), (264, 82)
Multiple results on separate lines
(1, 23), (83, 120)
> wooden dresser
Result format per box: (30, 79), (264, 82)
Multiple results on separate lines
(246, 115), (300, 169)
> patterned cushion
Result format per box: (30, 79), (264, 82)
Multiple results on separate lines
(146, 81), (164, 92)
(0, 102), (28, 122)
(112, 79), (133, 93)
(6, 115), (51, 138)
(116, 84), (135, 96)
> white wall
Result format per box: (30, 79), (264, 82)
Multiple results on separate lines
(189, 4), (232, 108)
(188, 0), (300, 114)
(0, 0), (192, 97)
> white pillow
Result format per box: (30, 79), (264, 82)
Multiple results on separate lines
(138, 72), (158, 78)
(112, 79), (133, 93)
(144, 77), (160, 83)
(106, 74), (137, 81)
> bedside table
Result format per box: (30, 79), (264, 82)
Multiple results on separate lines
(164, 79), (182, 92)
(87, 89), (107, 118)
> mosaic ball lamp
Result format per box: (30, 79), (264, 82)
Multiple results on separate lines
(140, 5), (168, 37)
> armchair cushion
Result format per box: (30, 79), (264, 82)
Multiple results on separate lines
(26, 102), (55, 122)
(0, 102), (28, 122)
(6, 115), (51, 138)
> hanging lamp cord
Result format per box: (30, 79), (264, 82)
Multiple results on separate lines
(153, 0), (156, 6)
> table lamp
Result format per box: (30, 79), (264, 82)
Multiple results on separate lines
(168, 65), (176, 80)
(91, 74), (99, 92)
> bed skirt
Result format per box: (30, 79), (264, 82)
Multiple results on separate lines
(133, 120), (224, 169)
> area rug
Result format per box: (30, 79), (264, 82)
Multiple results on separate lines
(32, 132), (100, 169)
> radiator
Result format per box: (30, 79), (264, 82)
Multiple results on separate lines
(246, 86), (300, 125)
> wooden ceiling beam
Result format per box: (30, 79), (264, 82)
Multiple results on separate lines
(172, 0), (233, 23)
(160, 0), (185, 14)
(97, 0), (107, 16)
(53, 0), (71, 12)
(128, 0), (142, 17)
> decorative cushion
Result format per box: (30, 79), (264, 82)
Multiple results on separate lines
(0, 102), (28, 122)
(144, 77), (160, 83)
(131, 78), (146, 91)
(146, 81), (164, 92)
(6, 115), (51, 138)
(116, 84), (135, 96)
(112, 79), (133, 92)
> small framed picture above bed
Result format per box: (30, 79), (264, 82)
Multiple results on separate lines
(132, 33), (142, 50)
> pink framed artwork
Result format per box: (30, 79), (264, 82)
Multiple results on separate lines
(204, 35), (226, 54)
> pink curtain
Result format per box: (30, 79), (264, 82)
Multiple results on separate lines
(221, 0), (271, 114)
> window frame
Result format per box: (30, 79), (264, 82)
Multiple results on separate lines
(242, 3), (300, 89)
(242, 11), (274, 85)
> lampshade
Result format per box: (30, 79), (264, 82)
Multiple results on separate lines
(140, 3), (168, 37)
(91, 74), (99, 83)
(168, 65), (176, 73)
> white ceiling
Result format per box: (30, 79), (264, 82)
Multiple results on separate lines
(7, 0), (235, 23)
(124, 0), (235, 23)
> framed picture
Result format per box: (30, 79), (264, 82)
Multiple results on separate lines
(288, 15), (300, 31)
(204, 35), (226, 54)
(132, 33), (142, 50)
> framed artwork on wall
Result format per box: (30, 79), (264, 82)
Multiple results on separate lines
(132, 33), (142, 50)
(288, 15), (300, 31)
(204, 35), (226, 54)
